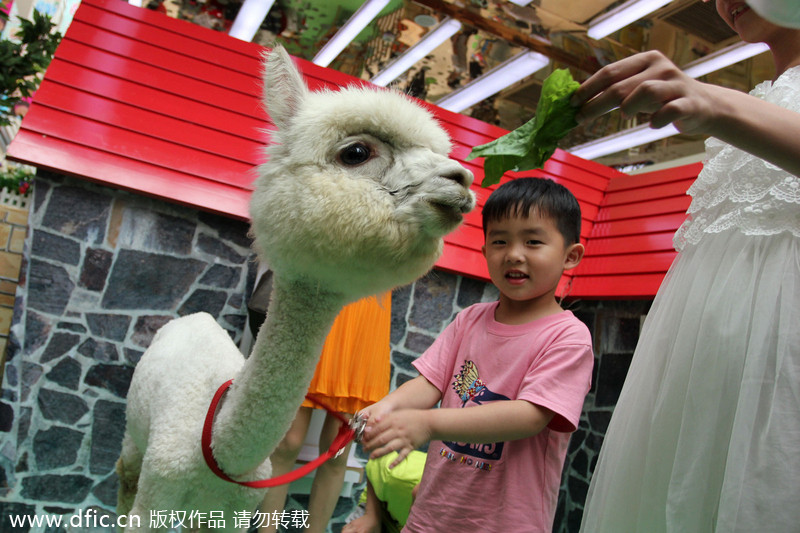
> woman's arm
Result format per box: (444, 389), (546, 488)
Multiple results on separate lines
(571, 50), (800, 176)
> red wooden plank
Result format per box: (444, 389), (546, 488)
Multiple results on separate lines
(56, 41), (266, 118)
(295, 57), (372, 93)
(20, 106), (256, 187)
(444, 126), (500, 152)
(460, 206), (484, 228)
(603, 178), (695, 206)
(589, 213), (688, 238)
(65, 21), (260, 96)
(541, 157), (613, 193)
(33, 82), (264, 164)
(7, 132), (252, 220)
(83, 0), (261, 55)
(570, 273), (667, 299)
(76, 4), (260, 74)
(595, 196), (691, 222)
(578, 251), (677, 276)
(578, 208), (600, 240)
(430, 103), (510, 140)
(583, 231), (677, 256)
(45, 60), (268, 140)
(605, 162), (703, 191)
(556, 149), (629, 181)
(444, 223), (483, 251)
(435, 245), (490, 282)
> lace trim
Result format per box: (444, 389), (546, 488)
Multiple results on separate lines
(674, 66), (800, 250)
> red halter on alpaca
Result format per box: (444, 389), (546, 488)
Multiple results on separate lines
(201, 379), (363, 488)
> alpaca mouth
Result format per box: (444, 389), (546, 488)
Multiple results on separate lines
(429, 200), (466, 223)
(431, 193), (475, 214)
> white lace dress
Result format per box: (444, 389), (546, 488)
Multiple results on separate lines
(580, 66), (800, 532)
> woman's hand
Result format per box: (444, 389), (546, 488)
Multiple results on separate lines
(571, 50), (721, 135)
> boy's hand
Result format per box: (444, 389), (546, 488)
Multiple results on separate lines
(362, 409), (432, 469)
(357, 398), (395, 427)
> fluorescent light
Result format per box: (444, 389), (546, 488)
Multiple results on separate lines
(435, 51), (549, 113)
(371, 18), (462, 86)
(229, 0), (276, 41)
(313, 0), (390, 67)
(587, 0), (673, 40)
(128, 0), (143, 6)
(569, 123), (679, 160)
(507, 0), (533, 5)
(682, 41), (770, 78)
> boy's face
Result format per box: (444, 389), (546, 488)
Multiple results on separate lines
(482, 209), (583, 308)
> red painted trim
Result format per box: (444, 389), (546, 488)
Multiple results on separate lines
(571, 273), (669, 300)
(9, 131), (253, 220)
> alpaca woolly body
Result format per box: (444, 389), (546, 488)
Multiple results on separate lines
(117, 45), (474, 532)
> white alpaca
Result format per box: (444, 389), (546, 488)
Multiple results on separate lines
(116, 46), (475, 532)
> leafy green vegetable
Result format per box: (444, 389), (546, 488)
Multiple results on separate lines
(467, 68), (581, 187)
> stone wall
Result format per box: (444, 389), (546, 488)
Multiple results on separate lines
(0, 171), (258, 529)
(0, 170), (650, 532)
(553, 299), (651, 532)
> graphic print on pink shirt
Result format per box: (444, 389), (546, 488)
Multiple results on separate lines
(443, 360), (511, 462)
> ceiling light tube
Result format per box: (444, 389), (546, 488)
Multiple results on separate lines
(587, 0), (673, 40)
(313, 0), (391, 67)
(568, 123), (679, 160)
(681, 41), (770, 78)
(370, 18), (462, 87)
(435, 51), (550, 113)
(229, 0), (277, 42)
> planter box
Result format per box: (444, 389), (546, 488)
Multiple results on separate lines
(0, 188), (30, 210)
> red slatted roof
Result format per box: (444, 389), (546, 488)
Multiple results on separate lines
(6, 0), (701, 299)
(573, 163), (699, 298)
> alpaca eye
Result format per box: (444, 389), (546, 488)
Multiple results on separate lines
(338, 143), (372, 166)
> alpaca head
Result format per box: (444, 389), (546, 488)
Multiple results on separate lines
(250, 46), (475, 299)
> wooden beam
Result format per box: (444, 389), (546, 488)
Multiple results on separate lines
(413, 0), (597, 74)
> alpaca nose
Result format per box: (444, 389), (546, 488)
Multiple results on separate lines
(440, 166), (473, 189)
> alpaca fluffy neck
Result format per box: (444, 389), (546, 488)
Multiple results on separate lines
(211, 275), (346, 476)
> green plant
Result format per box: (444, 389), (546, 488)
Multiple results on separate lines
(0, 165), (33, 196)
(0, 10), (63, 126)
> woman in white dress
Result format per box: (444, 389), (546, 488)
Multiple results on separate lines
(572, 1), (800, 531)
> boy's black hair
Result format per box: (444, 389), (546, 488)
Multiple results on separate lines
(482, 177), (581, 245)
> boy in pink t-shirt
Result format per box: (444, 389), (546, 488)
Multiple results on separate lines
(360, 177), (594, 533)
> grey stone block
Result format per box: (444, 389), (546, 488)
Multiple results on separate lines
(102, 250), (205, 310)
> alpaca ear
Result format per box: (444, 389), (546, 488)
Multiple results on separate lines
(262, 45), (308, 131)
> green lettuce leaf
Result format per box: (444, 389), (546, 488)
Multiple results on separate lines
(467, 68), (581, 187)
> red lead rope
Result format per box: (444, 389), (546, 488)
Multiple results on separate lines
(201, 379), (357, 488)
